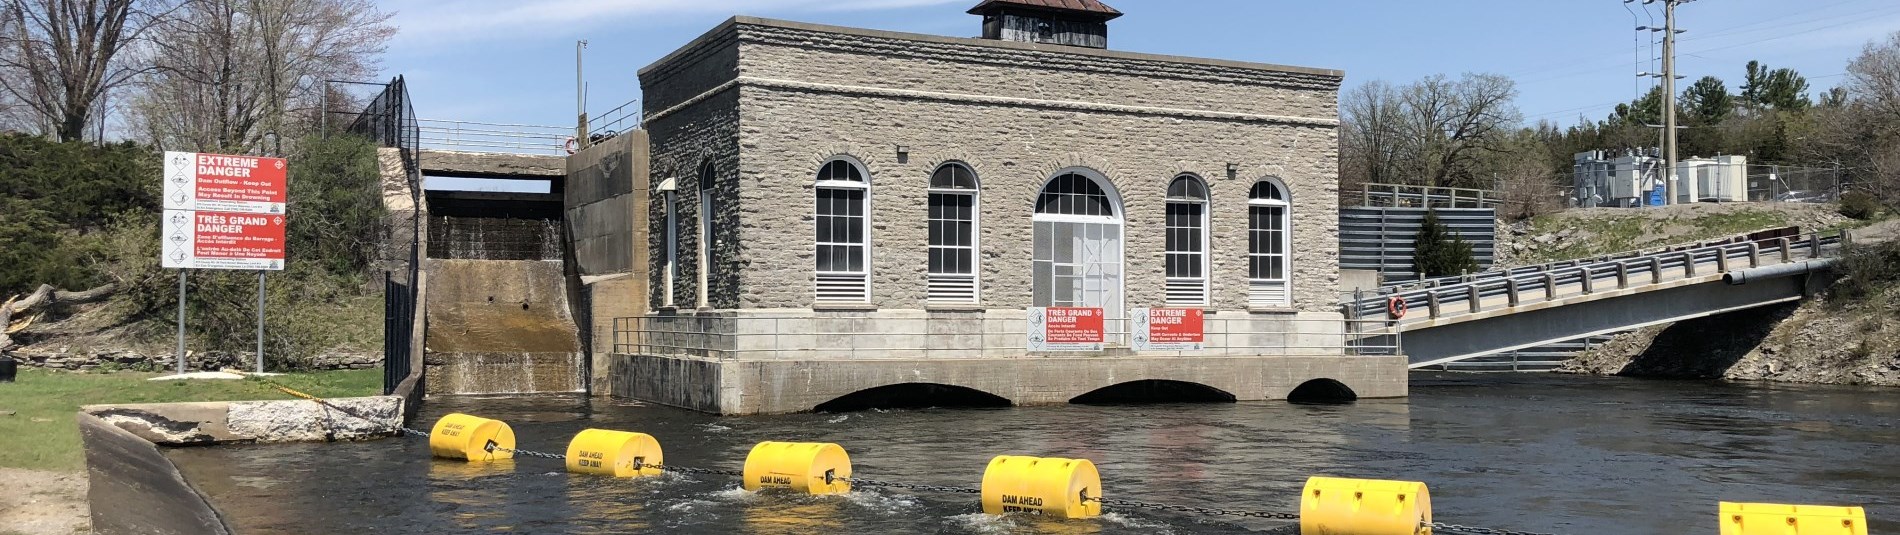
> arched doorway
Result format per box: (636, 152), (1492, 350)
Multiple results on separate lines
(1032, 168), (1125, 339)
(813, 383), (1011, 412)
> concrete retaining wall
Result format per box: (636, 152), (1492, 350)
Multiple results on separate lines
(608, 353), (1406, 415)
(423, 259), (584, 394)
(79, 412), (231, 535)
(77, 396), (402, 534)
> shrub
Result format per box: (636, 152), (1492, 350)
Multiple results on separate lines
(1838, 191), (1881, 220)
(1832, 240), (1900, 303)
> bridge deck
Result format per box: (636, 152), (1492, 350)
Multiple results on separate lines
(1344, 232), (1844, 367)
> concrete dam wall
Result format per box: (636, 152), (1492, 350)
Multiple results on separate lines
(423, 259), (584, 394)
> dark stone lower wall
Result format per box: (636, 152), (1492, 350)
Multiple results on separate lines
(78, 412), (230, 535)
(608, 353), (723, 413)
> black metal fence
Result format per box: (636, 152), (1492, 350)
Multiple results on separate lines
(347, 76), (427, 400)
(382, 272), (417, 395)
(347, 76), (420, 176)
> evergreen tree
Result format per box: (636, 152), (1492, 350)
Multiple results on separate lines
(1413, 210), (1480, 278)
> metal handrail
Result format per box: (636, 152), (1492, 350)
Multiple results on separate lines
(1360, 183), (1504, 208)
(609, 316), (1400, 359)
(1346, 232), (1843, 324)
(416, 118), (571, 155)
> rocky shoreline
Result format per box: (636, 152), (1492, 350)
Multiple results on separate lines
(1559, 292), (1900, 386)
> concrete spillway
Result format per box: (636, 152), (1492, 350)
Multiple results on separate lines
(423, 259), (583, 394)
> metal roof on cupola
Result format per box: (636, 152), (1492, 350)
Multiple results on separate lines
(967, 0), (1123, 21)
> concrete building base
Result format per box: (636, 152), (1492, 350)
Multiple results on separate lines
(607, 353), (1408, 415)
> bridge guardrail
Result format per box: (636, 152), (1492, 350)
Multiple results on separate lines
(1393, 226), (1806, 290)
(1346, 231), (1845, 326)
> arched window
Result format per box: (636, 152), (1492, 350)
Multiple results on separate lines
(660, 176), (679, 307)
(1248, 180), (1291, 306)
(1033, 169), (1124, 337)
(697, 160), (716, 309)
(927, 163), (979, 303)
(814, 158), (870, 302)
(1164, 175), (1209, 305)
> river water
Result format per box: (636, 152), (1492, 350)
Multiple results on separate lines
(168, 373), (1900, 534)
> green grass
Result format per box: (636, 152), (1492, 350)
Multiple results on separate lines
(1519, 208), (1794, 264)
(0, 367), (382, 471)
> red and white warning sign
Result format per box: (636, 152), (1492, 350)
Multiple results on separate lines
(162, 151), (288, 214)
(1027, 307), (1105, 351)
(1133, 308), (1205, 351)
(161, 209), (286, 271)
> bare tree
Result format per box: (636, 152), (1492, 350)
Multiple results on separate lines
(0, 0), (166, 141)
(1339, 73), (1521, 194)
(1339, 80), (1402, 199)
(129, 0), (392, 151)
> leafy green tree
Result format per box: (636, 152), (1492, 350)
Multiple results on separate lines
(1413, 210), (1480, 278)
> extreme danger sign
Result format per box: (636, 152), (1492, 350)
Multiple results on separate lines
(1133, 308), (1205, 351)
(163, 151), (288, 213)
(161, 209), (286, 271)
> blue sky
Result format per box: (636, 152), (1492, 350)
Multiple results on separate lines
(376, 0), (1900, 132)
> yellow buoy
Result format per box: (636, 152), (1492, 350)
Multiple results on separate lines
(428, 413), (515, 462)
(564, 429), (664, 477)
(1299, 476), (1431, 535)
(1720, 502), (1866, 535)
(741, 442), (852, 495)
(979, 455), (1102, 519)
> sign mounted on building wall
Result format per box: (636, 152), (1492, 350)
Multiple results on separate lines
(1132, 307), (1204, 351)
(1027, 307), (1104, 351)
(163, 151), (288, 213)
(161, 210), (287, 270)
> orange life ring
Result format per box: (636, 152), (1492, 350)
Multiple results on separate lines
(563, 136), (579, 154)
(1386, 296), (1408, 319)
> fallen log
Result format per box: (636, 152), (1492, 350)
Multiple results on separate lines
(0, 283), (117, 350)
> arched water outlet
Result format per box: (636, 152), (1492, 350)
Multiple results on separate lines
(1069, 380), (1236, 405)
(813, 383), (1011, 412)
(1287, 378), (1358, 404)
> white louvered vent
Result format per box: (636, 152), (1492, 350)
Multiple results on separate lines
(1249, 280), (1289, 307)
(815, 273), (870, 303)
(927, 274), (978, 304)
(1165, 278), (1207, 306)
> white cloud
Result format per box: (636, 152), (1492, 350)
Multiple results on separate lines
(387, 0), (962, 42)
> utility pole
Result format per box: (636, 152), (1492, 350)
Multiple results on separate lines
(576, 40), (589, 151)
(1645, 0), (1693, 205)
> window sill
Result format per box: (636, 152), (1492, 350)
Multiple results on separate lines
(925, 303), (985, 312)
(1246, 305), (1298, 314)
(811, 302), (879, 311)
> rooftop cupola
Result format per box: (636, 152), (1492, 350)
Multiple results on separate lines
(968, 0), (1121, 49)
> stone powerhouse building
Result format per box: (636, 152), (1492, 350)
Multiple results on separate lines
(580, 1), (1405, 414)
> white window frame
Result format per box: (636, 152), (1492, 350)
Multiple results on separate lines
(1164, 174), (1210, 306)
(662, 186), (678, 308)
(927, 162), (980, 304)
(697, 161), (714, 309)
(813, 157), (871, 303)
(1248, 179), (1292, 307)
(1032, 167), (1125, 342)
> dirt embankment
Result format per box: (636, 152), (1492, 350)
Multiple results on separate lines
(1496, 202), (1852, 268)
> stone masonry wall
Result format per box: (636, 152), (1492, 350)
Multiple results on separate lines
(640, 17), (1343, 315)
(640, 34), (743, 312)
(735, 20), (1340, 313)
